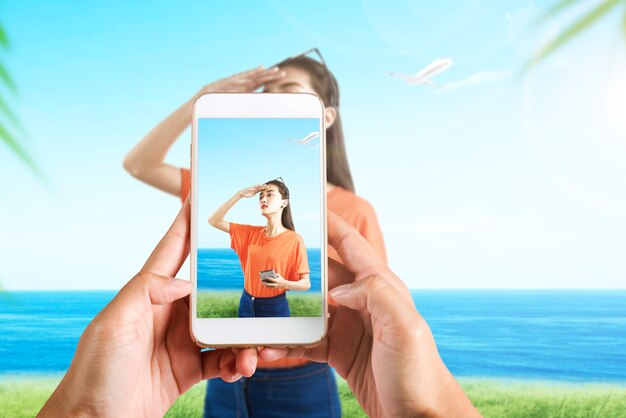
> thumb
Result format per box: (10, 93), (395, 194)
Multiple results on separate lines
(328, 281), (367, 311)
(329, 275), (411, 321)
(112, 273), (191, 312)
(145, 274), (192, 305)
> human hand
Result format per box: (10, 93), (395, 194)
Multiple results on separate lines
(200, 66), (286, 95)
(39, 198), (258, 418)
(260, 273), (289, 289)
(239, 184), (268, 198)
(260, 212), (480, 418)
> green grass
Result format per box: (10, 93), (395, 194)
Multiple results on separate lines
(197, 291), (322, 318)
(462, 378), (626, 418)
(0, 376), (61, 418)
(4, 376), (626, 418)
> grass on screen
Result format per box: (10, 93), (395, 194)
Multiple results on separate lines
(197, 290), (322, 318)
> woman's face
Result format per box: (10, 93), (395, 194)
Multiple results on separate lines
(263, 66), (337, 128)
(259, 185), (286, 216)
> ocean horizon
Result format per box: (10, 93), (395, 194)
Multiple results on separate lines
(1, 289), (625, 383)
(197, 248), (322, 291)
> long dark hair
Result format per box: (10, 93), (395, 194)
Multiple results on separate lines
(265, 179), (295, 231)
(275, 55), (355, 193)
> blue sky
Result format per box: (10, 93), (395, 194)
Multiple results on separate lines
(196, 118), (321, 248)
(1, 0), (625, 289)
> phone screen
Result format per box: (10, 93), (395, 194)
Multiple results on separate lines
(195, 116), (323, 320)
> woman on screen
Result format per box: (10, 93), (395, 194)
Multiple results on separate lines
(207, 178), (311, 317)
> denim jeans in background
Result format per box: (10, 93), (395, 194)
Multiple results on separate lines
(203, 362), (342, 418)
(238, 290), (290, 317)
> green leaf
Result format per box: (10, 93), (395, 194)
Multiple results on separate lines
(534, 0), (582, 25)
(525, 0), (621, 72)
(547, 0), (583, 16)
(0, 61), (18, 94)
(0, 92), (24, 133)
(622, 9), (626, 38)
(0, 122), (40, 176)
(0, 24), (8, 49)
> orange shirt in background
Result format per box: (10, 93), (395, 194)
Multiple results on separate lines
(180, 168), (387, 368)
(229, 223), (309, 298)
(326, 186), (388, 264)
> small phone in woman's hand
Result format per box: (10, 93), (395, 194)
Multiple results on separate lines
(260, 269), (277, 284)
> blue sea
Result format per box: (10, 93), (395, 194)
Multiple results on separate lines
(1, 289), (625, 382)
(197, 248), (321, 291)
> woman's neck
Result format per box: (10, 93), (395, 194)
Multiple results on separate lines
(265, 215), (286, 236)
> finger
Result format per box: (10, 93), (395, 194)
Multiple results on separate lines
(141, 196), (191, 278)
(234, 348), (257, 377)
(328, 275), (416, 324)
(201, 350), (241, 382)
(101, 272), (191, 324)
(327, 211), (386, 278)
(251, 70), (286, 87)
(145, 274), (191, 305)
(165, 298), (204, 393)
(328, 257), (354, 290)
(328, 212), (412, 305)
(259, 346), (321, 362)
(234, 65), (265, 77)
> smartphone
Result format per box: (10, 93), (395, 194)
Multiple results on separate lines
(190, 92), (327, 348)
(260, 269), (277, 284)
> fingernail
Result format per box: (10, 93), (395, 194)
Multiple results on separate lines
(170, 278), (191, 287)
(329, 285), (350, 299)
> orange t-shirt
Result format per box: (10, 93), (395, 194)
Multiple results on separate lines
(326, 186), (388, 264)
(180, 168), (386, 368)
(229, 223), (310, 298)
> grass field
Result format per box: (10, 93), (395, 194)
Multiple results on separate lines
(197, 290), (322, 318)
(4, 375), (626, 418)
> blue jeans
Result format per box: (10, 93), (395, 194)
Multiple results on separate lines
(203, 362), (341, 418)
(238, 290), (290, 318)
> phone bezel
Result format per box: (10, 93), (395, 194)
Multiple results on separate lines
(189, 92), (328, 348)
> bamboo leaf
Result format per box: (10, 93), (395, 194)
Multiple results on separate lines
(525, 0), (621, 72)
(0, 24), (8, 49)
(547, 0), (583, 16)
(0, 61), (18, 94)
(0, 93), (24, 133)
(535, 0), (582, 25)
(0, 122), (40, 176)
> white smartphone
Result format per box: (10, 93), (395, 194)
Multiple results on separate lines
(190, 92), (327, 348)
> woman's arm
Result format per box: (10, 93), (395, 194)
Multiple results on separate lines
(123, 92), (199, 197)
(122, 67), (285, 197)
(208, 184), (269, 233)
(207, 193), (240, 233)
